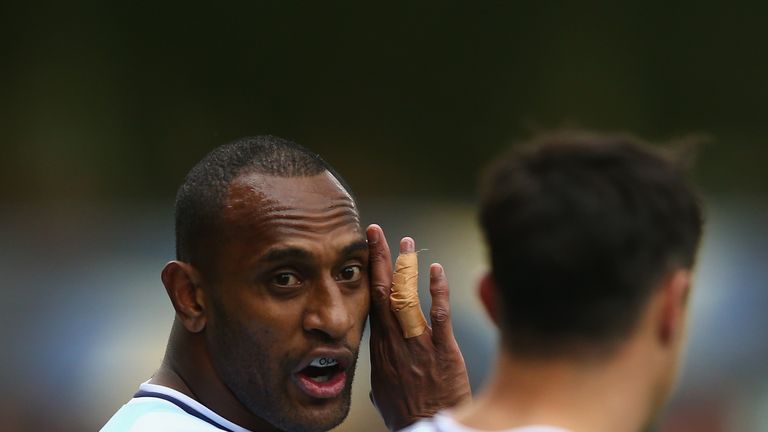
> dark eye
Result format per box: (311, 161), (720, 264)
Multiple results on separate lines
(337, 265), (362, 282)
(272, 272), (301, 288)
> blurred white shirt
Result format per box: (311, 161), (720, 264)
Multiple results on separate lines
(100, 382), (251, 432)
(402, 412), (570, 432)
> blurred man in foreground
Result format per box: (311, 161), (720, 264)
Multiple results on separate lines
(100, 136), (470, 432)
(406, 132), (703, 432)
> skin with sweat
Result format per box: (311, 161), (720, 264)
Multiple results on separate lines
(154, 171), (370, 432)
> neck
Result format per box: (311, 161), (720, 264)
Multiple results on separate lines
(150, 321), (280, 432)
(453, 340), (661, 432)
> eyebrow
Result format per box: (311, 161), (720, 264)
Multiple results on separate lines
(260, 246), (313, 263)
(258, 239), (368, 264)
(340, 239), (369, 257)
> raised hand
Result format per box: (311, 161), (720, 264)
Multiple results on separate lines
(366, 224), (471, 431)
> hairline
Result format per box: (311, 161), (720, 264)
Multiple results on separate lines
(188, 167), (359, 275)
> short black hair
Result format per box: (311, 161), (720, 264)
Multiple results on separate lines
(174, 135), (352, 268)
(479, 131), (703, 358)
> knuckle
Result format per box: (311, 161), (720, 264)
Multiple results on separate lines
(431, 307), (450, 323)
(369, 249), (384, 263)
(430, 284), (448, 297)
(370, 283), (390, 303)
(371, 291), (386, 305)
(368, 243), (389, 263)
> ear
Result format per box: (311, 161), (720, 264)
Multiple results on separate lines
(479, 272), (501, 326)
(161, 261), (208, 333)
(658, 269), (692, 346)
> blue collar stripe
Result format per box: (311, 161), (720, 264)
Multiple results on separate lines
(133, 390), (235, 432)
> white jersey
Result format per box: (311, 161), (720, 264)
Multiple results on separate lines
(100, 382), (253, 432)
(403, 412), (570, 432)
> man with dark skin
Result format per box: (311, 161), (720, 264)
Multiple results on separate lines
(101, 136), (470, 432)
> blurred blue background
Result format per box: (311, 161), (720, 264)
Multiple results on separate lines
(1, 3), (767, 431)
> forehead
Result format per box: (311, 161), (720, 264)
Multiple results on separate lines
(215, 171), (362, 259)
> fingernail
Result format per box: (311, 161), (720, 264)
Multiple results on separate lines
(430, 263), (443, 277)
(367, 226), (379, 244)
(401, 237), (415, 253)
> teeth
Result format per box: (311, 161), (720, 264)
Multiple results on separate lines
(309, 357), (338, 368)
(310, 375), (330, 383)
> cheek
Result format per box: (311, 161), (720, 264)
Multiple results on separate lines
(212, 294), (302, 352)
(349, 289), (370, 333)
(210, 304), (302, 382)
(242, 303), (305, 344)
(221, 282), (298, 324)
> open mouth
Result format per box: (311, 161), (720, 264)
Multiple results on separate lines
(295, 356), (347, 399)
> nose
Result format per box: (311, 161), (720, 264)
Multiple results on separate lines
(302, 277), (354, 341)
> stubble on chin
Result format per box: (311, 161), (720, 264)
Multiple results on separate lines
(208, 298), (365, 431)
(281, 354), (359, 432)
(215, 343), (358, 432)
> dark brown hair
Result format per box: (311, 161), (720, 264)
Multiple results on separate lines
(479, 131), (703, 357)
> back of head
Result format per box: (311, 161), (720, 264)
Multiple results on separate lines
(479, 131), (703, 358)
(174, 135), (350, 270)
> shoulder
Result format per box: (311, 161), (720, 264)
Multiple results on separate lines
(399, 413), (467, 432)
(398, 414), (572, 432)
(399, 418), (441, 432)
(100, 397), (224, 432)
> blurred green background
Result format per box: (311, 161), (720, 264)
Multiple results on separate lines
(3, 2), (768, 202)
(2, 2), (767, 432)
